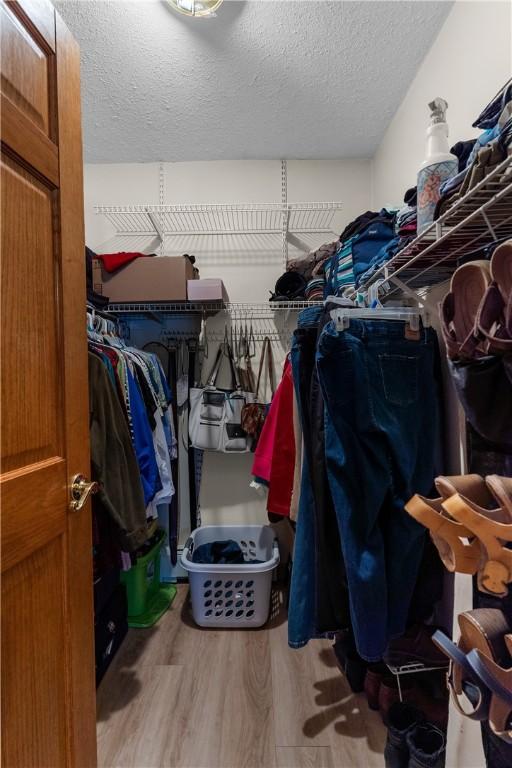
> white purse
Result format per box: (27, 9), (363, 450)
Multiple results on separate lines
(189, 343), (253, 453)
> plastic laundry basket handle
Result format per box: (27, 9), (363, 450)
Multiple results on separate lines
(184, 536), (194, 558)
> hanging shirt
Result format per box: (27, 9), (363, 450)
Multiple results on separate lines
(126, 365), (161, 507)
(267, 358), (295, 517)
(88, 353), (148, 552)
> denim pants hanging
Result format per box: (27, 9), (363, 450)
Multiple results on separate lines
(317, 319), (440, 661)
(288, 306), (350, 648)
(288, 306), (321, 648)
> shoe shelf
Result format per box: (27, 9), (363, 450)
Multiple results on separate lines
(386, 660), (449, 703)
(386, 660), (449, 677)
(358, 155), (512, 300)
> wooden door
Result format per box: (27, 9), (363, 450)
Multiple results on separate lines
(1, 1), (97, 766)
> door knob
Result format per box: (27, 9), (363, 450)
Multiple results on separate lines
(70, 474), (98, 511)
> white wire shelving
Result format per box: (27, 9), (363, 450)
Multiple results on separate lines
(358, 156), (512, 301)
(106, 300), (322, 315)
(385, 660), (449, 702)
(95, 202), (343, 261)
(386, 660), (449, 676)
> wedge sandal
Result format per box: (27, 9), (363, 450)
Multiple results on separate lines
(405, 474), (489, 574)
(442, 475), (512, 596)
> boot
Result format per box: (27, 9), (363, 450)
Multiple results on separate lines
(332, 632), (367, 693)
(406, 723), (446, 768)
(364, 663), (388, 710)
(384, 702), (424, 768)
(378, 675), (416, 721)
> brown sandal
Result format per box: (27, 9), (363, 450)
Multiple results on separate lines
(467, 646), (512, 743)
(433, 609), (511, 723)
(475, 240), (512, 354)
(405, 475), (488, 574)
(440, 260), (492, 360)
(443, 476), (512, 596)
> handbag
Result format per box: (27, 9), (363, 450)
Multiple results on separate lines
(189, 342), (253, 453)
(241, 336), (276, 446)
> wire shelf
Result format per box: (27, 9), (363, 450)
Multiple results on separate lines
(386, 660), (449, 676)
(358, 156), (512, 298)
(95, 202), (343, 237)
(106, 300), (322, 315)
(385, 659), (449, 702)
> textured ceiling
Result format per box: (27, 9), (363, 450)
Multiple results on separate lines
(56, 0), (452, 163)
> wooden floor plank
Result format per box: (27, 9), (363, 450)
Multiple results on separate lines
(96, 585), (386, 768)
(269, 617), (386, 766)
(276, 747), (334, 767)
(96, 664), (183, 768)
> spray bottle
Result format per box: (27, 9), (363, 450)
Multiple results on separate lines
(417, 98), (458, 233)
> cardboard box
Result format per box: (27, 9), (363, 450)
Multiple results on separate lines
(93, 256), (196, 302)
(187, 278), (228, 302)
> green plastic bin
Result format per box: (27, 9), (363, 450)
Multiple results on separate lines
(121, 528), (176, 628)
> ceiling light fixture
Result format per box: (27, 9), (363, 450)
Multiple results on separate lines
(166, 0), (223, 17)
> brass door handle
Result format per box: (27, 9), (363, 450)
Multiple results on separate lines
(70, 474), (98, 511)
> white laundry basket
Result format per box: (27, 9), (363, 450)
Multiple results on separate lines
(181, 525), (280, 628)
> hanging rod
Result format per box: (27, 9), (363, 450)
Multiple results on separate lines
(206, 332), (290, 342)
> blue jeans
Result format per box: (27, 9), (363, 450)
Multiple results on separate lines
(288, 306), (323, 648)
(317, 319), (440, 661)
(288, 305), (350, 648)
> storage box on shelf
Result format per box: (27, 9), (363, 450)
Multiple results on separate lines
(187, 278), (228, 302)
(93, 254), (196, 302)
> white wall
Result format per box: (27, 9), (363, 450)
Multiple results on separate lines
(84, 157), (372, 530)
(372, 0), (512, 209)
(85, 158), (370, 304)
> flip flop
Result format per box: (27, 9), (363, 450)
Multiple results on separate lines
(467, 648), (512, 743)
(476, 240), (512, 353)
(440, 260), (492, 360)
(405, 474), (489, 574)
(443, 475), (512, 596)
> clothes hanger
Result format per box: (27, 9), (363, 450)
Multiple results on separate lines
(248, 316), (256, 358)
(200, 309), (209, 359)
(329, 304), (427, 332)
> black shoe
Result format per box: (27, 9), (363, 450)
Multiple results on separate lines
(406, 723), (446, 768)
(332, 632), (367, 693)
(384, 702), (424, 768)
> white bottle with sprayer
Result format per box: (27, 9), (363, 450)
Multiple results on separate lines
(417, 98), (458, 234)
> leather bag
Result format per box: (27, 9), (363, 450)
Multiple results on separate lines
(241, 337), (276, 447)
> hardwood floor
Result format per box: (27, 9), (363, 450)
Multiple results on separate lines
(96, 586), (386, 768)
